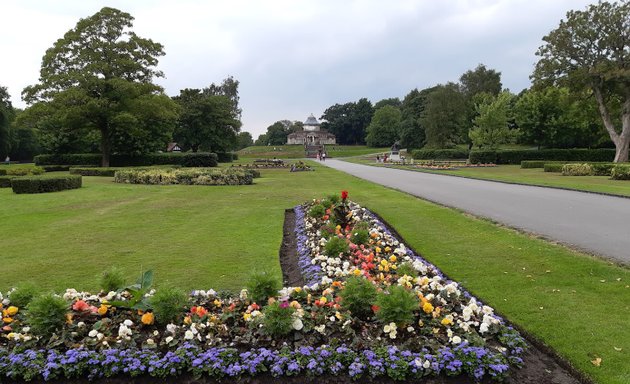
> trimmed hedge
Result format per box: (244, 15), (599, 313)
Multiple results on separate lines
(412, 149), (469, 160)
(216, 152), (238, 163)
(591, 163), (617, 176)
(562, 163), (593, 176)
(520, 161), (547, 169)
(114, 168), (253, 186)
(543, 163), (566, 173)
(470, 148), (618, 165)
(0, 176), (13, 188)
(0, 169), (6, 176)
(42, 165), (73, 172)
(611, 165), (630, 180)
(11, 175), (82, 194)
(69, 167), (117, 177)
(5, 166), (45, 176)
(34, 153), (218, 167)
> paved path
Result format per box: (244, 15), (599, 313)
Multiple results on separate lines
(323, 160), (630, 265)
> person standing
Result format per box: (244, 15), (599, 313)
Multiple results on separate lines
(322, 152), (326, 162)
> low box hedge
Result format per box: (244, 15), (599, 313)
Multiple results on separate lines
(0, 176), (13, 188)
(470, 148), (619, 164)
(412, 149), (469, 160)
(34, 153), (219, 167)
(5, 166), (45, 176)
(562, 163), (593, 176)
(0, 168), (6, 176)
(543, 163), (565, 172)
(114, 168), (253, 186)
(69, 167), (117, 177)
(611, 165), (630, 180)
(11, 175), (82, 194)
(42, 165), (74, 172)
(520, 160), (547, 168)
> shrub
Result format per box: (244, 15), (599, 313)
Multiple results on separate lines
(246, 271), (281, 305)
(216, 152), (235, 163)
(543, 163), (565, 172)
(396, 262), (418, 278)
(6, 166), (45, 176)
(375, 285), (419, 326)
(9, 283), (40, 308)
(0, 176), (12, 188)
(412, 149), (469, 160)
(350, 229), (370, 245)
(308, 204), (326, 218)
(180, 153), (218, 167)
(562, 163), (593, 176)
(34, 153), (219, 167)
(470, 148), (619, 165)
(114, 168), (252, 185)
(327, 194), (340, 205)
(339, 277), (378, 320)
(42, 165), (73, 172)
(0, 168), (6, 175)
(591, 163), (616, 176)
(11, 175), (82, 194)
(70, 167), (117, 176)
(26, 294), (68, 339)
(261, 301), (295, 336)
(324, 236), (349, 258)
(150, 287), (189, 325)
(611, 164), (630, 180)
(100, 267), (126, 293)
(520, 161), (546, 169)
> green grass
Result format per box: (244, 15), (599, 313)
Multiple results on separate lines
(1, 163), (628, 383)
(238, 145), (387, 159)
(347, 157), (630, 198)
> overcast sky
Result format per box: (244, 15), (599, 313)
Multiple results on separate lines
(2, 0), (596, 139)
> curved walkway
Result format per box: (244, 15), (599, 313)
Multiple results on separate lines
(323, 159), (630, 265)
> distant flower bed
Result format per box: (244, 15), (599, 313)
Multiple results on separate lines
(290, 161), (313, 172)
(114, 168), (255, 185)
(409, 161), (497, 170)
(0, 191), (525, 382)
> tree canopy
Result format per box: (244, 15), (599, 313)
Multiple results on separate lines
(365, 105), (401, 147)
(469, 92), (519, 149)
(533, 0), (630, 162)
(21, 7), (178, 166)
(0, 86), (14, 159)
(460, 64), (503, 98)
(421, 83), (467, 148)
(320, 98), (373, 145)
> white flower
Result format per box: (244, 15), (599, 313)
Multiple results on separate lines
(166, 323), (178, 334)
(239, 289), (248, 300)
(118, 324), (132, 339)
(77, 322), (85, 328)
(423, 360), (431, 369)
(123, 319), (133, 327)
(97, 333), (104, 340)
(314, 325), (326, 334)
(165, 336), (174, 343)
(88, 330), (98, 338)
(413, 358), (423, 368)
(146, 338), (155, 345)
(452, 336), (462, 344)
(479, 323), (489, 334)
(184, 330), (194, 340)
(105, 291), (117, 300)
(407, 326), (414, 332)
(22, 327), (30, 333)
(292, 318), (304, 331)
(482, 305), (494, 315)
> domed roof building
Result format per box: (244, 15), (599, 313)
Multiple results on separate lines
(287, 114), (336, 146)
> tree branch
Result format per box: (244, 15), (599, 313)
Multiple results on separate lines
(591, 84), (620, 143)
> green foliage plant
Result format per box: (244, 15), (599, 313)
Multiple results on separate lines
(8, 282), (40, 308)
(11, 175), (82, 194)
(261, 301), (295, 336)
(611, 164), (630, 180)
(339, 277), (378, 320)
(100, 267), (126, 293)
(6, 166), (44, 176)
(350, 228), (370, 245)
(327, 194), (340, 205)
(375, 285), (419, 326)
(396, 262), (418, 278)
(308, 204), (326, 218)
(26, 294), (68, 338)
(562, 163), (593, 176)
(324, 236), (349, 258)
(150, 286), (189, 325)
(108, 270), (154, 311)
(246, 271), (281, 305)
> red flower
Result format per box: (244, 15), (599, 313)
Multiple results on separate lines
(341, 190), (349, 200)
(72, 300), (90, 312)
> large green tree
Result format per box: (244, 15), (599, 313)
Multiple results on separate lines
(0, 86), (14, 159)
(21, 7), (178, 166)
(236, 131), (253, 150)
(533, 1), (630, 162)
(320, 98), (374, 145)
(399, 87), (437, 150)
(469, 91), (519, 149)
(459, 64), (503, 98)
(365, 105), (401, 147)
(173, 86), (241, 152)
(421, 83), (467, 148)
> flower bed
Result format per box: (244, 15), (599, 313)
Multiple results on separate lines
(0, 192), (526, 382)
(114, 168), (255, 186)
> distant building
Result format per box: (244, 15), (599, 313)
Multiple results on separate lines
(286, 114), (336, 145)
(167, 142), (182, 152)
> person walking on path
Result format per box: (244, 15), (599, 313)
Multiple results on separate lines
(322, 152), (326, 162)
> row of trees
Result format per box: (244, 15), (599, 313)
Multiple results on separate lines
(257, 1), (628, 162)
(2, 8), (245, 166)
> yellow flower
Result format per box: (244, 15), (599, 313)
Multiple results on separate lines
(353, 269), (362, 276)
(66, 313), (74, 324)
(378, 265), (383, 271)
(385, 247), (391, 253)
(389, 255), (397, 263)
(183, 316), (192, 325)
(422, 302), (434, 314)
(375, 247), (382, 254)
(441, 317), (453, 326)
(243, 313), (252, 321)
(290, 301), (301, 309)
(213, 299), (222, 307)
(294, 287), (302, 293)
(2, 317), (13, 324)
(97, 305), (108, 316)
(335, 311), (343, 320)
(141, 312), (154, 325)
(380, 259), (388, 266)
(319, 297), (327, 305)
(6, 306), (18, 316)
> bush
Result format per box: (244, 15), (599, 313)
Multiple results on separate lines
(180, 153), (218, 167)
(150, 287), (189, 325)
(114, 168), (252, 185)
(9, 283), (40, 308)
(11, 175), (82, 194)
(34, 153), (219, 167)
(70, 167), (117, 176)
(216, 152), (235, 163)
(350, 229), (370, 245)
(412, 149), (469, 160)
(562, 163), (593, 176)
(470, 148), (619, 165)
(324, 236), (349, 258)
(591, 163), (616, 176)
(246, 271), (281, 304)
(520, 161), (546, 169)
(0, 176), (12, 188)
(42, 165), (73, 172)
(308, 204), (326, 218)
(6, 166), (45, 176)
(0, 168), (6, 175)
(395, 262), (418, 278)
(261, 301), (295, 336)
(611, 165), (630, 180)
(100, 267), (126, 293)
(375, 285), (419, 326)
(327, 194), (340, 205)
(26, 294), (68, 339)
(339, 277), (378, 320)
(543, 163), (565, 172)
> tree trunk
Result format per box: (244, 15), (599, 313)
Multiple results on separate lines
(100, 128), (111, 167)
(592, 86), (630, 163)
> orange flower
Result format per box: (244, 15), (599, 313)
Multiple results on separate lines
(422, 302), (434, 314)
(72, 300), (90, 312)
(97, 305), (108, 316)
(6, 306), (18, 316)
(191, 306), (208, 317)
(2, 317), (13, 324)
(141, 312), (155, 325)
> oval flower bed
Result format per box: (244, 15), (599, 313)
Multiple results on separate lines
(0, 192), (526, 382)
(114, 168), (256, 186)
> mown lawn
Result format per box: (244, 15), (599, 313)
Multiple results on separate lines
(0, 163), (628, 383)
(346, 157), (630, 198)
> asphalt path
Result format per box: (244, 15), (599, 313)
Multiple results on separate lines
(323, 159), (630, 265)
